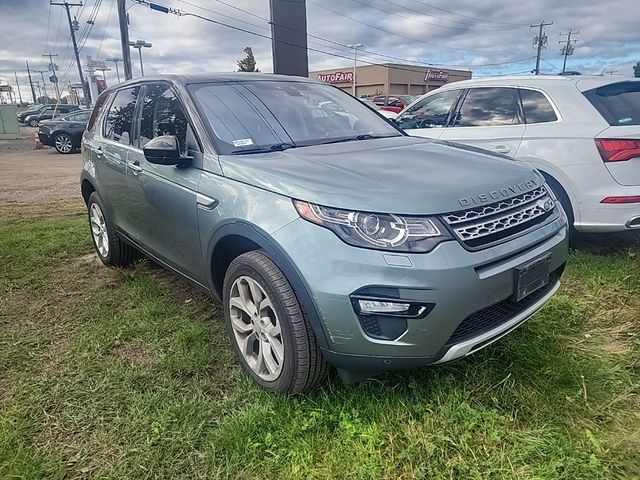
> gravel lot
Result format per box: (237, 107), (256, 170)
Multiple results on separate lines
(0, 126), (83, 203)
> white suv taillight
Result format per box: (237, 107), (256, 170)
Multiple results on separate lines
(595, 138), (640, 162)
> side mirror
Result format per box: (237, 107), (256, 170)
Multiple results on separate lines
(143, 135), (191, 166)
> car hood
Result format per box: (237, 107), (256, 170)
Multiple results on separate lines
(219, 136), (545, 215)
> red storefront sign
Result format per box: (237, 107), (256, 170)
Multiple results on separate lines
(316, 71), (354, 84)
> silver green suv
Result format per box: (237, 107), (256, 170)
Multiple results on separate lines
(81, 74), (568, 393)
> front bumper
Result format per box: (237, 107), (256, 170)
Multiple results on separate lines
(271, 211), (568, 374)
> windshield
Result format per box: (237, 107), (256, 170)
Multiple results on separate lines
(188, 81), (401, 154)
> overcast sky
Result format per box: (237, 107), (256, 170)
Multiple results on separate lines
(1, 0), (638, 100)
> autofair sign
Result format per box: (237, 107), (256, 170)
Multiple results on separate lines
(316, 71), (354, 84)
(425, 70), (449, 82)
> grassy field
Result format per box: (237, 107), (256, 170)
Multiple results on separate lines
(1, 201), (639, 479)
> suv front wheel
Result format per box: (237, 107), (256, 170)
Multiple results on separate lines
(223, 251), (328, 393)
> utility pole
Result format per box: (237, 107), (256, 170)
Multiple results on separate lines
(106, 57), (122, 83)
(559, 29), (579, 75)
(531, 20), (553, 75)
(117, 0), (133, 80)
(25, 60), (37, 103)
(43, 52), (61, 100)
(34, 71), (49, 99)
(51, 1), (91, 105)
(14, 72), (23, 104)
(348, 43), (363, 96)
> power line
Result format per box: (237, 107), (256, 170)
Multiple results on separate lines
(133, 0), (536, 75)
(369, 0), (524, 31)
(409, 0), (529, 27)
(307, 0), (511, 54)
(176, 0), (532, 68)
(96, 0), (116, 58)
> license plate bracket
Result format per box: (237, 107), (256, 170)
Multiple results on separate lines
(514, 253), (552, 301)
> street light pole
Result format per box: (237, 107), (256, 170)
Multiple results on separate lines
(106, 57), (122, 83)
(347, 43), (363, 96)
(129, 40), (152, 77)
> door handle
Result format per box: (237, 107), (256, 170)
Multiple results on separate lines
(95, 146), (104, 157)
(493, 145), (511, 154)
(129, 162), (143, 174)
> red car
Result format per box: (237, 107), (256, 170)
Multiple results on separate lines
(371, 95), (417, 113)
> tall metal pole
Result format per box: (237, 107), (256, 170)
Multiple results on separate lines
(138, 47), (144, 76)
(25, 60), (37, 103)
(348, 43), (362, 96)
(43, 52), (61, 100)
(14, 72), (23, 104)
(531, 20), (553, 75)
(35, 71), (49, 99)
(51, 1), (91, 104)
(107, 57), (122, 83)
(559, 29), (579, 75)
(117, 0), (133, 80)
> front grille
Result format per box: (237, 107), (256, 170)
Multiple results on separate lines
(442, 186), (556, 249)
(446, 267), (563, 346)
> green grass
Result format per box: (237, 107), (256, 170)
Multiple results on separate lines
(1, 202), (639, 479)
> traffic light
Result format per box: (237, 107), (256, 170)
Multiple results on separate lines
(634, 62), (640, 78)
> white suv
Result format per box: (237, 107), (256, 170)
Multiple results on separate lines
(396, 76), (640, 233)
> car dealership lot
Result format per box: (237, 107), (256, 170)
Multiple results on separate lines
(1, 132), (639, 478)
(0, 127), (83, 203)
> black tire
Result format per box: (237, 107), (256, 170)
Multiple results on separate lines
(223, 250), (328, 393)
(29, 118), (38, 127)
(53, 133), (74, 154)
(87, 192), (139, 267)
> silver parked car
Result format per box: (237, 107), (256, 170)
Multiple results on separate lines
(81, 74), (568, 393)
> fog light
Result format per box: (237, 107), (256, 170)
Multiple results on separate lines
(358, 299), (411, 314)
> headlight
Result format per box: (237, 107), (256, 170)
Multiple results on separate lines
(294, 200), (452, 253)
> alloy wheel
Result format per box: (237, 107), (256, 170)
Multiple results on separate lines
(89, 203), (109, 258)
(229, 275), (284, 381)
(55, 134), (73, 153)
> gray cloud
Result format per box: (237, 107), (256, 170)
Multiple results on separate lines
(1, 0), (638, 101)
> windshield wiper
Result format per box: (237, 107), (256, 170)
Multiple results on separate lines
(317, 134), (400, 145)
(230, 142), (296, 155)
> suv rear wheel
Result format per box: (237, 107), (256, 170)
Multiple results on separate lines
(223, 250), (328, 393)
(87, 192), (139, 267)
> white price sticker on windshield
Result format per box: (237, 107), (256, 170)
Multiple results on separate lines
(232, 138), (254, 147)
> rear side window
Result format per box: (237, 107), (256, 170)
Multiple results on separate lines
(519, 89), (558, 123)
(455, 87), (521, 127)
(583, 81), (640, 126)
(88, 93), (109, 132)
(103, 86), (140, 144)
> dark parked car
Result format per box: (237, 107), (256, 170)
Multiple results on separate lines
(21, 104), (79, 127)
(38, 110), (91, 154)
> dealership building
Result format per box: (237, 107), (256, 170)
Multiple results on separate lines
(309, 63), (472, 97)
